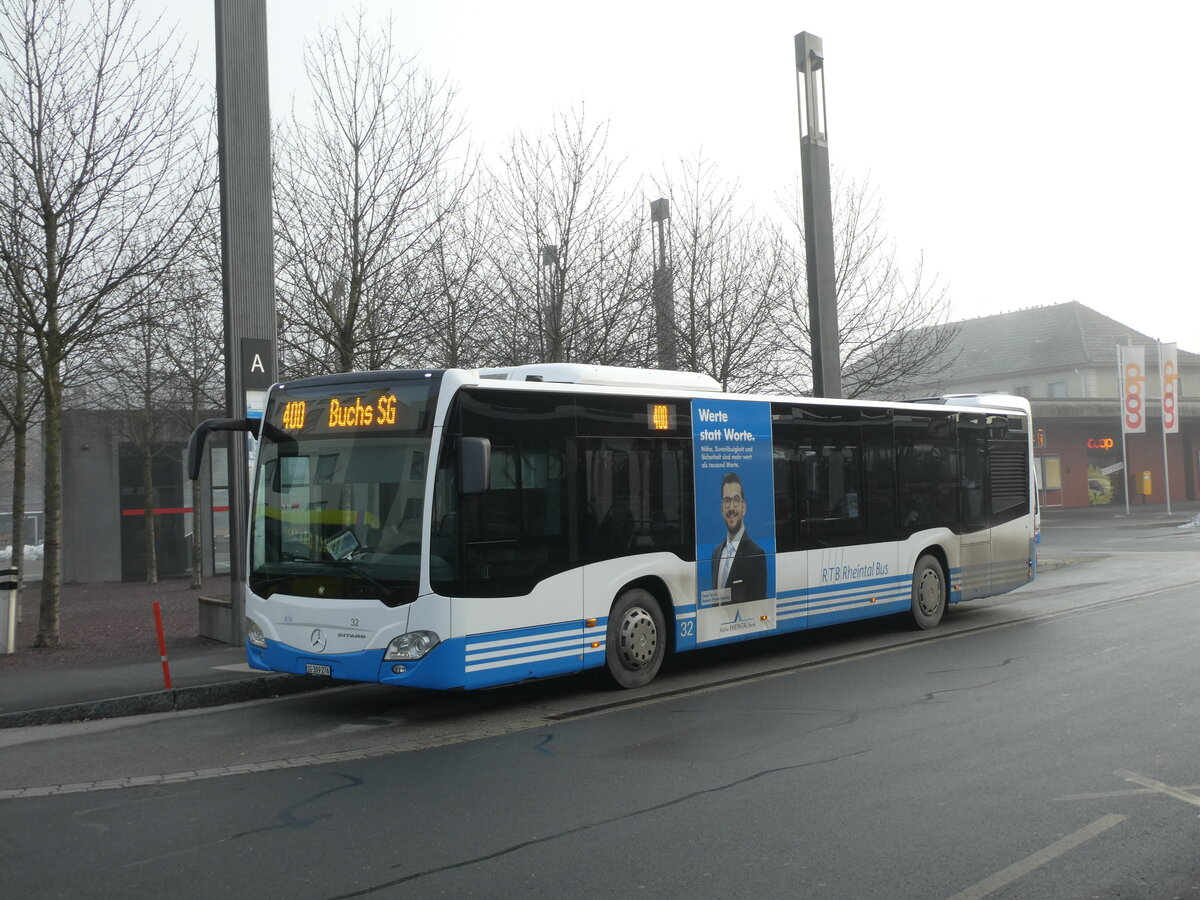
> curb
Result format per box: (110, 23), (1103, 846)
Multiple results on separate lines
(0, 673), (340, 729)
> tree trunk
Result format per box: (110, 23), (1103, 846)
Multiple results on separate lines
(35, 370), (61, 648)
(10, 418), (26, 627)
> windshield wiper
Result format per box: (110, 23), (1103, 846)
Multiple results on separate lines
(291, 557), (401, 604)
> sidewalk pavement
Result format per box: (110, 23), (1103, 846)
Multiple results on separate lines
(0, 579), (338, 729)
(2, 500), (1197, 729)
(0, 643), (334, 728)
(1040, 497), (1200, 526)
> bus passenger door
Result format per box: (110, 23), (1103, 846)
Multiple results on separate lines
(581, 436), (693, 652)
(772, 442), (807, 632)
(449, 438), (586, 686)
(958, 414), (991, 599)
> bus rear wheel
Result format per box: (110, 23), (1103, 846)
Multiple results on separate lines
(911, 554), (946, 629)
(605, 588), (665, 689)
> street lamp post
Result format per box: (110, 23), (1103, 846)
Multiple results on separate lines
(650, 198), (677, 369)
(540, 244), (562, 362)
(795, 32), (841, 399)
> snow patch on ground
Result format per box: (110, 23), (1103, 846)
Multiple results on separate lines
(0, 544), (43, 563)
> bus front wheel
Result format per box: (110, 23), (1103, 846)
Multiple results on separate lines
(910, 554), (946, 629)
(604, 588), (665, 689)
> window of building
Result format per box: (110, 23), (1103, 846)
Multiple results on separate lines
(1047, 381), (1068, 398)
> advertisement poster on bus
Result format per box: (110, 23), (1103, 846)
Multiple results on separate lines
(691, 398), (776, 644)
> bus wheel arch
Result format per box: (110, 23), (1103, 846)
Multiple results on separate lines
(604, 580), (670, 689)
(910, 549), (948, 630)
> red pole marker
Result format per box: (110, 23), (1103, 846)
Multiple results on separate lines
(152, 601), (173, 690)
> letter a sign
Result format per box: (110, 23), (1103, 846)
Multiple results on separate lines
(1120, 344), (1146, 434)
(241, 337), (275, 391)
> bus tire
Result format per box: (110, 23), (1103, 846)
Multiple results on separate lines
(910, 554), (946, 630)
(604, 588), (665, 689)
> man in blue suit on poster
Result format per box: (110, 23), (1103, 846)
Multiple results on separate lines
(710, 471), (767, 604)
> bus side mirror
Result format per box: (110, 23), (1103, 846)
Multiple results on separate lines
(459, 437), (491, 495)
(187, 417), (259, 481)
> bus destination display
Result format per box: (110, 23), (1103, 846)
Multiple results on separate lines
(275, 392), (403, 434)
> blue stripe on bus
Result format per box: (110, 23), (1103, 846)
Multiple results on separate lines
(771, 568), (976, 625)
(806, 578), (907, 600)
(249, 616), (610, 691)
(251, 555), (1016, 690)
(462, 619), (607, 688)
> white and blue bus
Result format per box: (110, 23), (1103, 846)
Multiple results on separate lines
(189, 364), (1037, 690)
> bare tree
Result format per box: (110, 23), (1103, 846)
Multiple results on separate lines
(161, 208), (224, 589)
(654, 154), (792, 390)
(413, 182), (505, 369)
(87, 284), (185, 585)
(0, 305), (42, 624)
(274, 10), (470, 378)
(489, 108), (649, 367)
(0, 0), (207, 646)
(776, 174), (958, 399)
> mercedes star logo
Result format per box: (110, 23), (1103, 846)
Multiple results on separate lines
(310, 628), (327, 652)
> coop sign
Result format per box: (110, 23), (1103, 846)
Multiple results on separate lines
(1086, 438), (1115, 450)
(1119, 345), (1146, 434)
(1162, 343), (1179, 435)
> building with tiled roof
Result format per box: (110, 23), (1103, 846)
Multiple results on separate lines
(907, 301), (1199, 400)
(904, 301), (1200, 508)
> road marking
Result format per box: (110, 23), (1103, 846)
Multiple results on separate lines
(946, 813), (1126, 900)
(0, 745), (399, 800)
(1056, 783), (1200, 802)
(1115, 769), (1200, 809)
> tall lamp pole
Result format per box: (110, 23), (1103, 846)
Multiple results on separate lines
(795, 32), (841, 399)
(540, 244), (561, 362)
(650, 198), (677, 369)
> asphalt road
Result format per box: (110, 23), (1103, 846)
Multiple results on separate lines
(1040, 507), (1198, 555)
(1, 541), (1198, 898)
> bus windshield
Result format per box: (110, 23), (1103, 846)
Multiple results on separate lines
(249, 376), (440, 606)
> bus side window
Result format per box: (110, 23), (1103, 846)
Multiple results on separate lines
(584, 438), (691, 561)
(801, 436), (864, 546)
(896, 413), (959, 535)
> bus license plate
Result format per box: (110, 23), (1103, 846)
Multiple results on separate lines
(305, 663), (332, 677)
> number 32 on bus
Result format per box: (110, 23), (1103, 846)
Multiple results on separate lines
(188, 365), (1038, 691)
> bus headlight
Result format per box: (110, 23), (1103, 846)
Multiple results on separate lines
(384, 631), (440, 661)
(246, 618), (267, 649)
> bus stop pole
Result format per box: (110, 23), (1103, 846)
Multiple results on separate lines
(1, 567), (16, 654)
(215, 0), (277, 644)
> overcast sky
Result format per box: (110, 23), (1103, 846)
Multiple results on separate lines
(173, 0), (1198, 351)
